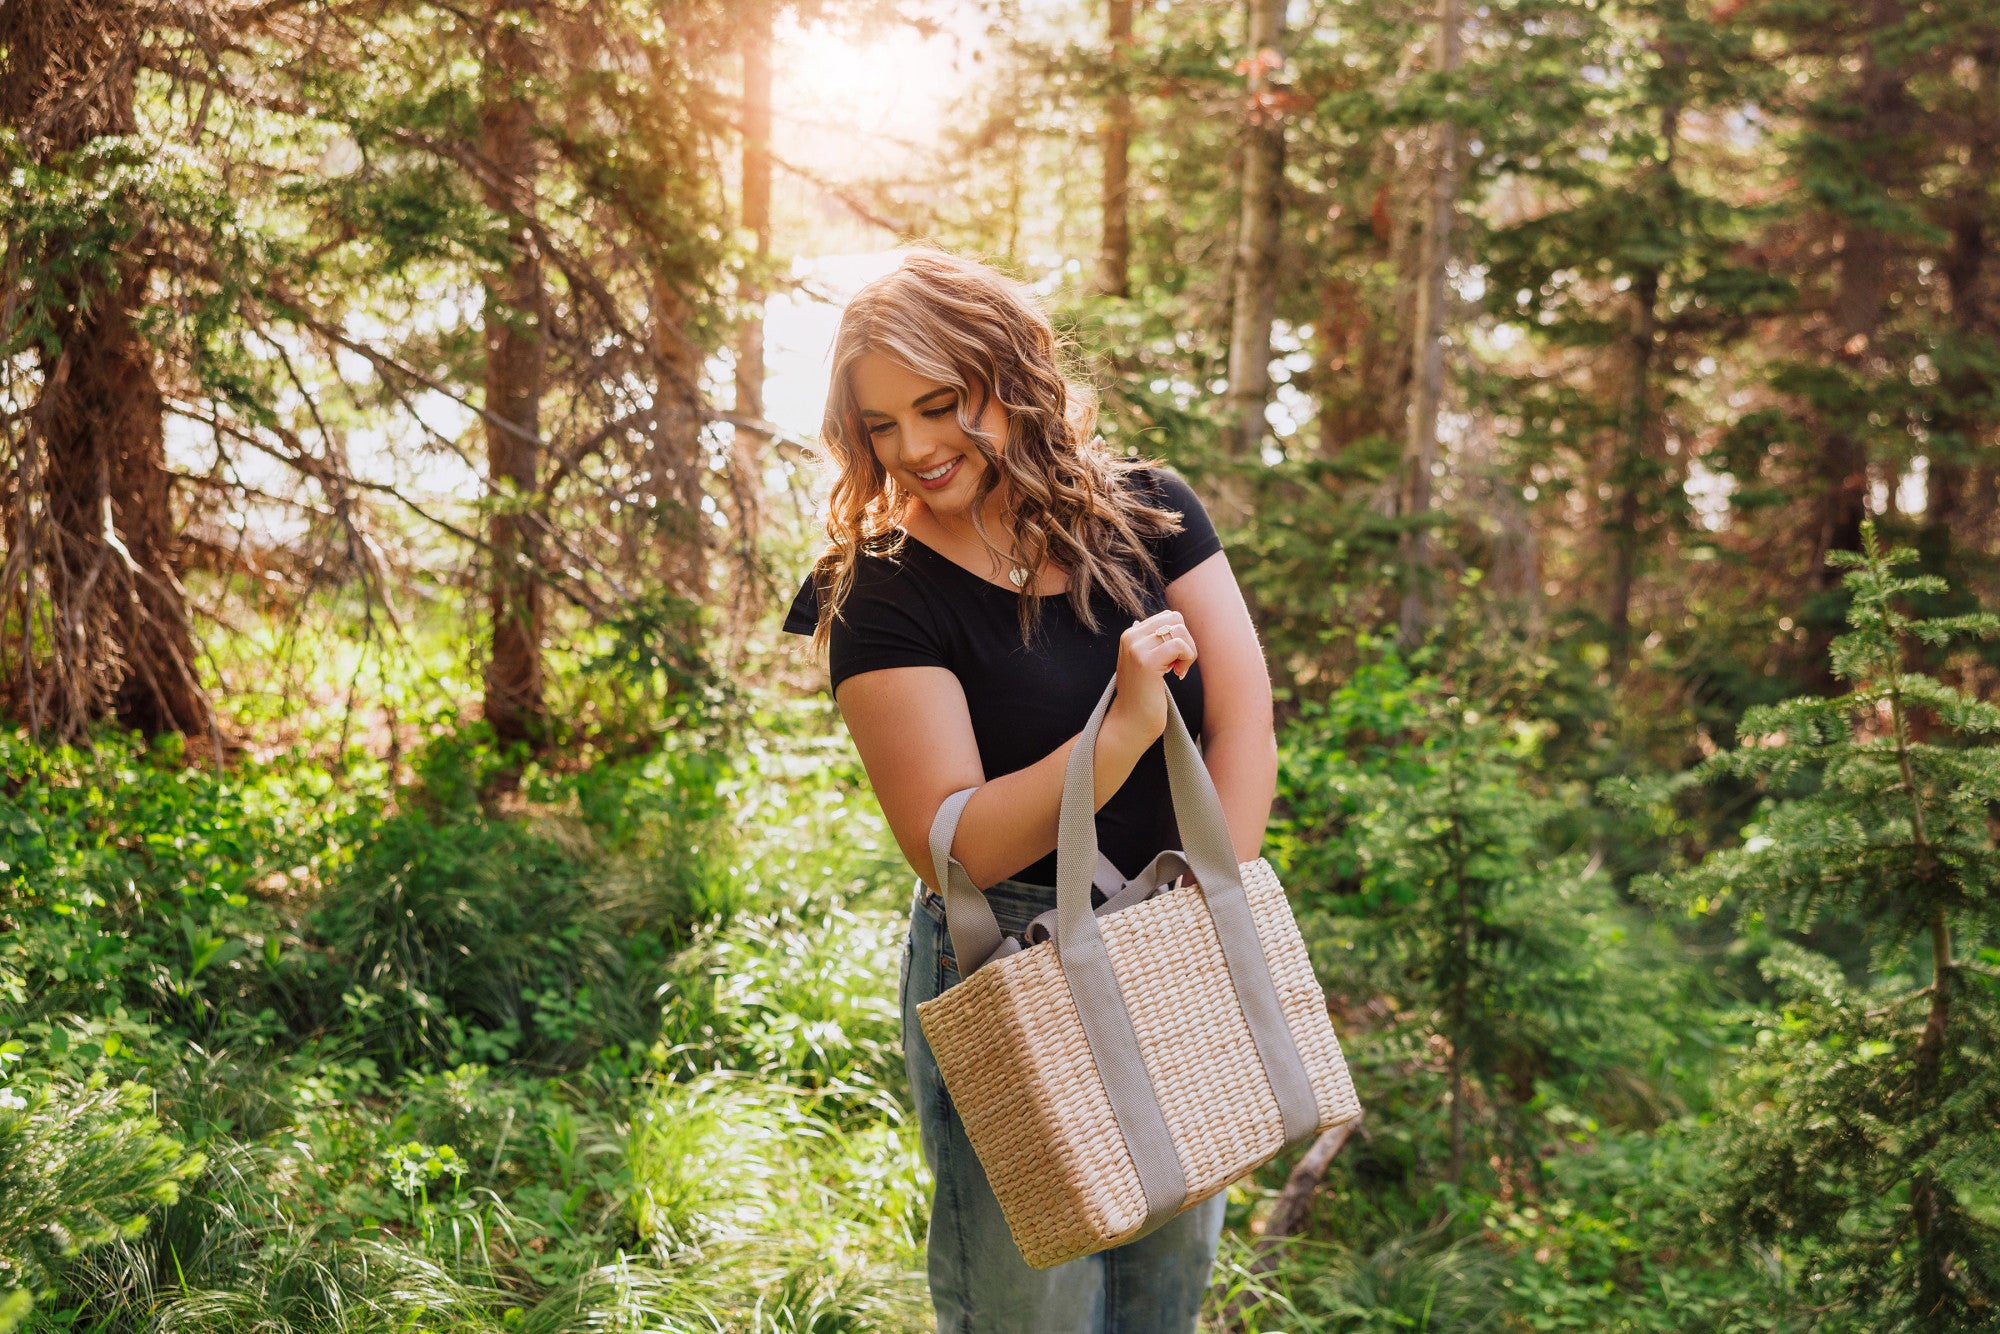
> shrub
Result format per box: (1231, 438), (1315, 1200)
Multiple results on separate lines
(0, 1070), (203, 1325)
(1608, 523), (2000, 1329)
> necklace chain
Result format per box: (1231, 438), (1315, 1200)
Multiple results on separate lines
(906, 505), (1034, 588)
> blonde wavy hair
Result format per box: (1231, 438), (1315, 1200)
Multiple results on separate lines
(800, 244), (1191, 660)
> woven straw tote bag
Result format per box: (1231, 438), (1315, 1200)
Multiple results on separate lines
(914, 671), (1363, 1270)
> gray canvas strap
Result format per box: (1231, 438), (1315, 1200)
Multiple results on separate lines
(1149, 686), (1321, 1147)
(1053, 677), (1189, 1231)
(1056, 676), (1324, 1234)
(928, 787), (1002, 977)
(927, 788), (1131, 976)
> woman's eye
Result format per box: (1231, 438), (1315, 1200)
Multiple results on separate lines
(923, 403), (956, 419)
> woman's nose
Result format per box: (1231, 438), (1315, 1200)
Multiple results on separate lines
(904, 416), (956, 459)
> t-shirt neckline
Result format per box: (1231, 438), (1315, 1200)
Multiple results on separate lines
(893, 528), (1073, 599)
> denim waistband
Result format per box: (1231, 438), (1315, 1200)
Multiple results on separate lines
(913, 874), (1059, 938)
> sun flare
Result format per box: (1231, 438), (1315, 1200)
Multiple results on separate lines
(772, 8), (983, 178)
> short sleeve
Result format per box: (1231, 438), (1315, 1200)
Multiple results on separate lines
(780, 575), (819, 637)
(782, 557), (949, 694)
(1140, 466), (1224, 584)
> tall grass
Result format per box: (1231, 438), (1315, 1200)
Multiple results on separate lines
(3, 681), (937, 1331)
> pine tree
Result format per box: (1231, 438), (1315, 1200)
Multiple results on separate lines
(0, 0), (220, 742)
(1476, 0), (1780, 677)
(1321, 642), (1676, 1191)
(1610, 521), (2000, 1329)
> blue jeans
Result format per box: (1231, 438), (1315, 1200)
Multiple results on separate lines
(899, 875), (1227, 1333)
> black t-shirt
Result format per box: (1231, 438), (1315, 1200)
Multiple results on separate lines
(780, 465), (1224, 889)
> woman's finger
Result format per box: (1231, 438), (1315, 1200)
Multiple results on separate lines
(1146, 625), (1196, 678)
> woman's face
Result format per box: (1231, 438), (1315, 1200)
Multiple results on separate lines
(851, 351), (1009, 524)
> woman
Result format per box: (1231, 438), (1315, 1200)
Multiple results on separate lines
(780, 245), (1278, 1332)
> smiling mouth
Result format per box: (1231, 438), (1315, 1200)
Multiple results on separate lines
(915, 457), (960, 482)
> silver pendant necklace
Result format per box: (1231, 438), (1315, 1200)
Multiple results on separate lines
(1008, 566), (1031, 588)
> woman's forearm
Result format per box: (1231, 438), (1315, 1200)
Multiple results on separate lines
(940, 710), (1156, 890)
(940, 716), (1276, 891)
(1199, 723), (1279, 864)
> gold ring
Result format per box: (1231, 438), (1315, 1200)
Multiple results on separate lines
(1154, 626), (1174, 642)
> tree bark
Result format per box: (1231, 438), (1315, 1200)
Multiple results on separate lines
(1096, 0), (1134, 299)
(724, 0), (773, 637)
(648, 279), (714, 613)
(1921, 36), (1995, 570)
(1222, 0), (1287, 518)
(1809, 0), (1911, 596)
(0, 0), (213, 742)
(1396, 0), (1462, 653)
(1604, 64), (1681, 675)
(480, 0), (548, 751)
(1603, 269), (1658, 672)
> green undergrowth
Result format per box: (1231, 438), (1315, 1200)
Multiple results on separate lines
(3, 634), (1888, 1330)
(0, 688), (931, 1331)
(1237, 637), (1791, 1332)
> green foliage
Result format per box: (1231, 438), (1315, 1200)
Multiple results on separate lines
(0, 726), (355, 1043)
(653, 899), (904, 1100)
(0, 1071), (203, 1325)
(33, 0), (2000, 1325)
(1282, 638), (1694, 1163)
(1217, 1227), (1513, 1333)
(1259, 630), (1771, 1325)
(303, 724), (740, 1071)
(1610, 523), (2000, 1329)
(0, 668), (934, 1330)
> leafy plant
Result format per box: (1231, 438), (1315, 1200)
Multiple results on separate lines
(1608, 521), (2000, 1329)
(0, 1072), (203, 1326)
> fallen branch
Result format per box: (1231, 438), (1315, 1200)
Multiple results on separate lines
(1263, 1114), (1368, 1242)
(1222, 1113), (1369, 1332)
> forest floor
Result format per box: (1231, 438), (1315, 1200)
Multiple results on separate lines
(3, 679), (1788, 1333)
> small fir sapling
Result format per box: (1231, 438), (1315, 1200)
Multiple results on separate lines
(1605, 521), (2000, 1331)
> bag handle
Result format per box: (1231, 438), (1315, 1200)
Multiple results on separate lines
(1054, 674), (1324, 1235)
(926, 790), (1136, 975)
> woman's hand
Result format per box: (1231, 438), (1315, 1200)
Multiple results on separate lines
(1107, 610), (1197, 745)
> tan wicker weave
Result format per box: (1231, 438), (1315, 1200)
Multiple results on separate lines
(913, 674), (1364, 1270)
(917, 855), (1361, 1268)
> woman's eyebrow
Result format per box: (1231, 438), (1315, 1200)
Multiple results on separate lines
(860, 387), (955, 419)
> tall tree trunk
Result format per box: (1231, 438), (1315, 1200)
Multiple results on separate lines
(1222, 0), (1287, 523)
(648, 279), (713, 613)
(1922, 36), (1995, 572)
(1096, 0), (1134, 299)
(0, 0), (213, 743)
(1809, 0), (1911, 595)
(1814, 226), (1888, 587)
(1906, 108), (1993, 1318)
(1396, 0), (1462, 653)
(1311, 184), (1398, 457)
(733, 4), (772, 433)
(1604, 64), (1682, 675)
(1604, 269), (1659, 672)
(480, 0), (548, 751)
(1320, 147), (1416, 461)
(725, 0), (773, 636)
